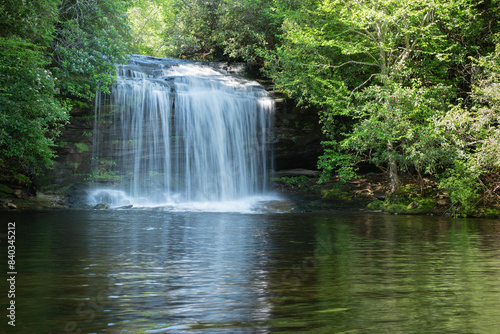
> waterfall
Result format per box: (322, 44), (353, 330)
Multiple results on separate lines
(88, 56), (275, 210)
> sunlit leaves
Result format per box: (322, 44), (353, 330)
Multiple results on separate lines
(127, 0), (175, 57)
(0, 0), (132, 176)
(214, 0), (281, 62)
(265, 0), (497, 199)
(0, 0), (60, 46)
(53, 0), (132, 100)
(0, 38), (70, 174)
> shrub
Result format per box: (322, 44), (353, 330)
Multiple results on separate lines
(438, 160), (481, 217)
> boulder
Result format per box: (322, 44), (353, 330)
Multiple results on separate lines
(13, 189), (23, 199)
(94, 203), (109, 210)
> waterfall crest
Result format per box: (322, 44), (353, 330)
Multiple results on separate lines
(88, 56), (275, 210)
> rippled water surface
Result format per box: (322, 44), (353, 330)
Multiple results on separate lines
(2, 210), (500, 333)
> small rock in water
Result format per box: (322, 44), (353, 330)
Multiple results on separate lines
(255, 200), (295, 213)
(117, 205), (133, 209)
(6, 202), (17, 209)
(94, 203), (109, 210)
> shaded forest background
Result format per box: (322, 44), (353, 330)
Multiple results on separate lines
(1, 0), (499, 216)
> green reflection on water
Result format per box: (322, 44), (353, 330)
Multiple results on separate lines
(265, 214), (500, 334)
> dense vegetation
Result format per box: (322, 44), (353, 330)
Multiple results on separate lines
(0, 0), (131, 178)
(1, 0), (499, 215)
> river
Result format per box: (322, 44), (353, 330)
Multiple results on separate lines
(2, 209), (500, 333)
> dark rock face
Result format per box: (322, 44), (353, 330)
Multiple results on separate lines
(272, 98), (324, 171)
(36, 107), (94, 192)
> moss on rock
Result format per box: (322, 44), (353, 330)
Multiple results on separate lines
(367, 200), (385, 210)
(367, 197), (438, 215)
(0, 184), (14, 198)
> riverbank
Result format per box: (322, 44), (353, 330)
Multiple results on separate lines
(2, 170), (500, 218)
(273, 170), (500, 218)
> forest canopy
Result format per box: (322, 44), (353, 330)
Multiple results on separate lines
(1, 0), (499, 215)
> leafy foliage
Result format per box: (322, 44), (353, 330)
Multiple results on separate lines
(52, 0), (132, 100)
(161, 0), (224, 59)
(215, 0), (282, 62)
(0, 38), (70, 174)
(138, 0), (281, 61)
(0, 0), (61, 46)
(0, 0), (132, 177)
(254, 0), (499, 214)
(431, 36), (500, 215)
(127, 0), (174, 56)
(438, 160), (482, 217)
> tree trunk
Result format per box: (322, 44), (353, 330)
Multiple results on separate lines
(377, 21), (399, 194)
(387, 140), (400, 193)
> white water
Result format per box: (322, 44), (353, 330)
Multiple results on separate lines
(89, 56), (277, 210)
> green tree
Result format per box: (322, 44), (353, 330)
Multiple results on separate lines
(164, 0), (224, 60)
(52, 0), (133, 101)
(0, 0), (61, 46)
(472, 36), (500, 169)
(264, 0), (498, 196)
(215, 0), (282, 62)
(436, 37), (500, 215)
(0, 0), (70, 177)
(0, 0), (133, 178)
(127, 0), (179, 57)
(157, 0), (281, 62)
(0, 38), (70, 175)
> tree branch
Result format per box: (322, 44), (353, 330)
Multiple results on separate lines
(349, 73), (379, 99)
(180, 0), (192, 9)
(278, 59), (377, 69)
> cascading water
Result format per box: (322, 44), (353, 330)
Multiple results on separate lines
(88, 55), (276, 211)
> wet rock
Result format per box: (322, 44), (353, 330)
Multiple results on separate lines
(36, 192), (64, 203)
(94, 203), (109, 210)
(65, 183), (91, 208)
(275, 169), (321, 177)
(255, 199), (295, 213)
(6, 202), (17, 210)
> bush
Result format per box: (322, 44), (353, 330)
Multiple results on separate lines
(438, 160), (481, 217)
(0, 37), (69, 175)
(277, 176), (311, 189)
(367, 200), (385, 210)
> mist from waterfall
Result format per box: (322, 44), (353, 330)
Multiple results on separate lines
(88, 56), (276, 211)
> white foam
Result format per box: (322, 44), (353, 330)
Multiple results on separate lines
(87, 188), (285, 213)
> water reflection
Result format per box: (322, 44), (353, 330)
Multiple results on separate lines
(2, 211), (500, 333)
(265, 214), (500, 333)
